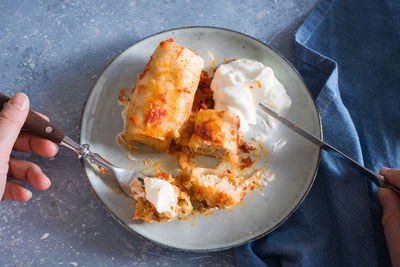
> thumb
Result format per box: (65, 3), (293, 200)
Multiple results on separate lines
(0, 93), (29, 164)
(378, 187), (400, 265)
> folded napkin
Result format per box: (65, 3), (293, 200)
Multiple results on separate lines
(235, 0), (400, 265)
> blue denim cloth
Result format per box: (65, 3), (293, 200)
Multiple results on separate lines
(235, 0), (400, 266)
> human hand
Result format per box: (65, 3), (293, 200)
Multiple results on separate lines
(0, 93), (58, 202)
(378, 167), (400, 266)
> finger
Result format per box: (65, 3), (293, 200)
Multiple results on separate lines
(9, 157), (51, 191)
(378, 187), (400, 265)
(0, 93), (29, 201)
(380, 168), (400, 188)
(2, 181), (32, 202)
(14, 111), (58, 157)
(14, 132), (59, 157)
(0, 93), (29, 158)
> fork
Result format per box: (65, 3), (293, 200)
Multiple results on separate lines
(0, 94), (144, 199)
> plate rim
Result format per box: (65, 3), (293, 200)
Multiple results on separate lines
(78, 26), (323, 252)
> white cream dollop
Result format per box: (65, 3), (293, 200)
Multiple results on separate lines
(144, 178), (178, 215)
(211, 58), (292, 140)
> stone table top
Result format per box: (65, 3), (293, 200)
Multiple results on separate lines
(0, 0), (317, 266)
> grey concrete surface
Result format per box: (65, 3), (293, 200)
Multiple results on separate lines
(0, 0), (318, 266)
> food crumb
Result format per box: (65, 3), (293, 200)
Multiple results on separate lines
(207, 50), (216, 70)
(204, 211), (215, 217)
(118, 88), (128, 103)
(99, 167), (110, 175)
(239, 156), (255, 170)
(239, 141), (257, 153)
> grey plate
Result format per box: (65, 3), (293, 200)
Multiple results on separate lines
(80, 27), (322, 252)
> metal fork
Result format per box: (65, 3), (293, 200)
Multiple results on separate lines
(0, 94), (145, 199)
(61, 136), (145, 199)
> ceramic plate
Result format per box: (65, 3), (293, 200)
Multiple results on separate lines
(80, 27), (322, 251)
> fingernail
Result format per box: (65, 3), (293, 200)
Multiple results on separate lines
(27, 190), (32, 199)
(11, 93), (28, 111)
(44, 176), (51, 189)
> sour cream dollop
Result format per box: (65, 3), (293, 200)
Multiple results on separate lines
(211, 59), (292, 140)
(144, 178), (177, 214)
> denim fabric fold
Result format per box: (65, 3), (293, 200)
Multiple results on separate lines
(235, 0), (400, 266)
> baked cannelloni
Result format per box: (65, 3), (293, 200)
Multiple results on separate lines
(189, 168), (264, 210)
(122, 39), (204, 151)
(188, 109), (240, 159)
(132, 174), (193, 222)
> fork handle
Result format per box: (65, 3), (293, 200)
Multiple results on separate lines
(0, 93), (66, 143)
